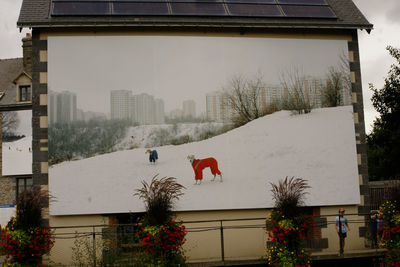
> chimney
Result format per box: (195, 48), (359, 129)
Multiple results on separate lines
(22, 33), (32, 75)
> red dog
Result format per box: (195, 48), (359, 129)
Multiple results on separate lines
(187, 155), (222, 185)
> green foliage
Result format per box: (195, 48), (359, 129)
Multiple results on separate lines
(378, 201), (400, 265)
(266, 209), (314, 252)
(266, 244), (311, 267)
(71, 233), (114, 267)
(135, 177), (187, 266)
(0, 227), (54, 265)
(367, 46), (400, 181)
(135, 220), (187, 267)
(266, 177), (313, 266)
(48, 118), (129, 165)
(0, 187), (54, 265)
(134, 176), (185, 226)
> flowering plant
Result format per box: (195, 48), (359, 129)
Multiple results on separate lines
(266, 177), (313, 266)
(266, 244), (311, 267)
(136, 220), (187, 266)
(266, 211), (314, 245)
(0, 226), (55, 265)
(266, 210), (313, 266)
(378, 200), (400, 266)
(134, 176), (187, 266)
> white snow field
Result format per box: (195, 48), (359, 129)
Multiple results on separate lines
(49, 106), (360, 216)
(2, 135), (32, 175)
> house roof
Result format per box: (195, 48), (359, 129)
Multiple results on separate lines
(17, 0), (372, 31)
(0, 58), (22, 106)
(0, 58), (32, 110)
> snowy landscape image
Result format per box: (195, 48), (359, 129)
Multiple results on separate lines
(1, 110), (32, 175)
(47, 35), (359, 215)
(50, 106), (359, 215)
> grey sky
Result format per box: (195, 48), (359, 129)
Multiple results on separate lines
(1, 0), (400, 132)
(48, 36), (346, 115)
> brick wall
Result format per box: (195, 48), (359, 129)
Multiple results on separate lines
(348, 31), (370, 239)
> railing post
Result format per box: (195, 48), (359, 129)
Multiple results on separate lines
(220, 220), (225, 262)
(93, 226), (97, 267)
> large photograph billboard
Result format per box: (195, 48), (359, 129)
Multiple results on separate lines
(2, 110), (32, 176)
(48, 35), (359, 215)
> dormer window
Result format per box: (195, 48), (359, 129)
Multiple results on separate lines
(19, 85), (31, 102)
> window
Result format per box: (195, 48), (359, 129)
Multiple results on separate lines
(19, 85), (31, 102)
(16, 177), (33, 197)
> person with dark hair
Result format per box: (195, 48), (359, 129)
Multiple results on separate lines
(370, 210), (379, 248)
(335, 208), (350, 255)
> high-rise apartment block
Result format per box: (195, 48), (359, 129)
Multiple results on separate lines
(182, 100), (196, 118)
(206, 91), (234, 122)
(110, 90), (132, 120)
(49, 90), (77, 124)
(110, 90), (165, 125)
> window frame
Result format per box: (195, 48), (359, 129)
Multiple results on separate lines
(19, 85), (31, 102)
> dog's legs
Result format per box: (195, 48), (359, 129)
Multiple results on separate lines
(219, 173), (223, 182)
(212, 175), (216, 181)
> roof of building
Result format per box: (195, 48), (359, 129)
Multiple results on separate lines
(0, 58), (23, 106)
(17, 0), (372, 31)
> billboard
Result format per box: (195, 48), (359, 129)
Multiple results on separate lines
(48, 35), (359, 215)
(1, 110), (32, 176)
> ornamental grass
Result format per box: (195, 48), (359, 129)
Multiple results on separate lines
(266, 177), (314, 267)
(134, 175), (187, 266)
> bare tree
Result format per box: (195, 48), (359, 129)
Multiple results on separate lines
(280, 68), (313, 114)
(321, 50), (352, 107)
(225, 74), (272, 127)
(322, 67), (346, 107)
(339, 50), (352, 94)
(1, 111), (20, 137)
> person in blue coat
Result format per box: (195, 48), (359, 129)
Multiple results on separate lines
(146, 149), (158, 164)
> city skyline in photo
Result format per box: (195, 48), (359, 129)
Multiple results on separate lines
(48, 35), (348, 117)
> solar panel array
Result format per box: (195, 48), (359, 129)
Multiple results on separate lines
(52, 0), (337, 18)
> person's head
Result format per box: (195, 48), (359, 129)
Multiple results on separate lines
(339, 208), (345, 216)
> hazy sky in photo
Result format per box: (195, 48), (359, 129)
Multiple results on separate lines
(48, 36), (347, 115)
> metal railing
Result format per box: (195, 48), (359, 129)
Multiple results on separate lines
(48, 213), (379, 266)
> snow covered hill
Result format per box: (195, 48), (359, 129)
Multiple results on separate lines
(2, 136), (32, 175)
(115, 122), (226, 150)
(49, 106), (360, 216)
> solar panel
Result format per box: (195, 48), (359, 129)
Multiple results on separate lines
(225, 0), (275, 3)
(170, 1), (227, 16)
(50, 0), (337, 19)
(281, 5), (336, 17)
(52, 1), (110, 16)
(278, 0), (328, 5)
(227, 3), (282, 17)
(113, 1), (169, 15)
